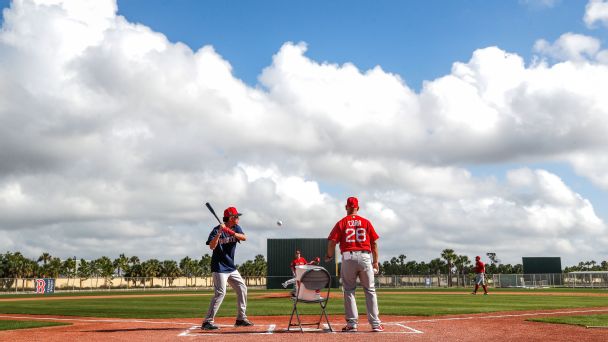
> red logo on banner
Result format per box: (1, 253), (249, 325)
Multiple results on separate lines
(35, 279), (46, 294)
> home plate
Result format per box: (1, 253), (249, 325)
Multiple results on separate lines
(179, 324), (277, 336)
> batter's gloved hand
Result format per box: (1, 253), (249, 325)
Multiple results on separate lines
(313, 257), (320, 264)
(221, 226), (236, 236)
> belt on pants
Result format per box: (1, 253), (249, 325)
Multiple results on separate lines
(342, 250), (371, 256)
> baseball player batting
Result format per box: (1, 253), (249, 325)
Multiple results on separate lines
(201, 205), (254, 330)
(325, 197), (384, 332)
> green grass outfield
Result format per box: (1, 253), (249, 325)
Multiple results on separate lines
(529, 314), (608, 328)
(0, 320), (71, 331)
(1, 288), (607, 318)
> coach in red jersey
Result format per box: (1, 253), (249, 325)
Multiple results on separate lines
(325, 197), (384, 332)
(290, 250), (308, 273)
(471, 255), (489, 295)
(282, 250), (321, 289)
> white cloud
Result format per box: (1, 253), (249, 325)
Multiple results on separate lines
(0, 0), (607, 266)
(534, 33), (602, 62)
(584, 0), (608, 28)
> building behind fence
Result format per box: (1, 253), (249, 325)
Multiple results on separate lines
(2, 272), (608, 293)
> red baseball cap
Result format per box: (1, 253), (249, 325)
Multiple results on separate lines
(476, 256), (481, 260)
(346, 197), (359, 208)
(223, 206), (242, 218)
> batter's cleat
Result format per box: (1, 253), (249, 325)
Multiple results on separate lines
(470, 292), (477, 295)
(372, 324), (385, 332)
(341, 325), (357, 332)
(484, 292), (489, 295)
(235, 319), (254, 327)
(201, 321), (219, 330)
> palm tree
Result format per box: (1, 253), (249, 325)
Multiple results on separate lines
(77, 259), (91, 289)
(454, 255), (471, 286)
(61, 258), (76, 277)
(398, 254), (407, 275)
(89, 259), (101, 288)
(127, 256), (141, 285)
(47, 257), (62, 278)
(142, 259), (161, 287)
(179, 256), (194, 286)
(113, 254), (129, 277)
(97, 256), (115, 288)
(61, 258), (77, 289)
(37, 252), (52, 277)
(125, 263), (143, 287)
(160, 260), (180, 286)
(428, 258), (446, 287)
(251, 255), (267, 285)
(8, 252), (28, 291)
(129, 256), (140, 266)
(590, 260), (597, 270)
(441, 249), (457, 287)
(38, 252), (51, 265)
(200, 254), (212, 286)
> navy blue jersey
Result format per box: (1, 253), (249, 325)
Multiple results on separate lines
(206, 224), (244, 273)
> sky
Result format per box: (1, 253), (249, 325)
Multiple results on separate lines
(1, 0), (608, 267)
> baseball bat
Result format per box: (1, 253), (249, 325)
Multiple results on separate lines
(205, 202), (222, 225)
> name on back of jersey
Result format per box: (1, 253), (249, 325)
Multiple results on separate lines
(347, 219), (362, 227)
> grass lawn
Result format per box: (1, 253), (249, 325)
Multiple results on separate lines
(1, 288), (608, 318)
(528, 314), (608, 327)
(0, 320), (70, 331)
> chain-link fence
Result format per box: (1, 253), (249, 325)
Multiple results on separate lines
(2, 273), (608, 293)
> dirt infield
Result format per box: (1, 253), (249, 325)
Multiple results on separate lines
(1, 307), (608, 341)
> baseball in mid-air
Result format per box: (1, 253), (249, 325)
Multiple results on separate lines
(276, 220), (283, 227)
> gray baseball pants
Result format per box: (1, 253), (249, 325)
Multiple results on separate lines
(341, 251), (381, 328)
(475, 273), (486, 285)
(204, 270), (248, 322)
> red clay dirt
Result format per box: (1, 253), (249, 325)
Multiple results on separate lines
(1, 292), (607, 341)
(1, 307), (608, 341)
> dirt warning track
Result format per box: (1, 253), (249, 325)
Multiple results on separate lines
(1, 307), (607, 342)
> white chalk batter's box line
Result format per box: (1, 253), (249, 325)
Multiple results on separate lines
(177, 323), (423, 336)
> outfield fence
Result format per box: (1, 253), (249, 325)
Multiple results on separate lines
(2, 272), (608, 293)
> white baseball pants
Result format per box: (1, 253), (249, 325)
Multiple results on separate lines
(340, 251), (381, 328)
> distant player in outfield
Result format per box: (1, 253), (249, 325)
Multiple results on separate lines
(325, 197), (384, 332)
(282, 249), (320, 289)
(201, 206), (254, 330)
(471, 255), (489, 295)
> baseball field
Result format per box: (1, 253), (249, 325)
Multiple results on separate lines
(1, 288), (607, 341)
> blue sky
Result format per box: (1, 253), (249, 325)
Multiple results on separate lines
(1, 0), (608, 265)
(110, 0), (597, 89)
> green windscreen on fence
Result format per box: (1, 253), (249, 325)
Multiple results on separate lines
(522, 257), (562, 274)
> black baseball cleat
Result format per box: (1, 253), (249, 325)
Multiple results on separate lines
(235, 319), (254, 327)
(342, 325), (357, 332)
(201, 321), (219, 330)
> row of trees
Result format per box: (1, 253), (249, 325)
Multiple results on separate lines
(564, 260), (608, 272)
(3, 250), (607, 286)
(0, 251), (267, 288)
(379, 250), (527, 286)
